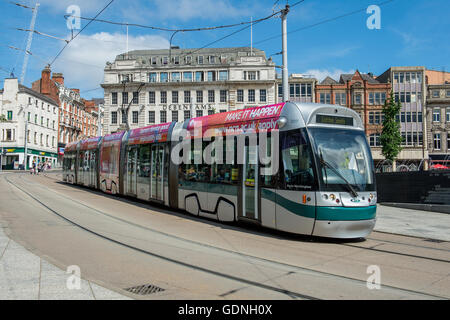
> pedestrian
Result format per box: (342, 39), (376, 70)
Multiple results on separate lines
(32, 161), (36, 175)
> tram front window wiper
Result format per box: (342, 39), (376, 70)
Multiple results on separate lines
(318, 152), (359, 198)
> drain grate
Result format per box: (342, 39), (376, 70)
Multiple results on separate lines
(424, 238), (445, 243)
(125, 284), (165, 295)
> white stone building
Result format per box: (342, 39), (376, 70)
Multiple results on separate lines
(0, 78), (59, 170)
(101, 47), (276, 133)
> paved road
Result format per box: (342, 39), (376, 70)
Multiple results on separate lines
(0, 172), (449, 299)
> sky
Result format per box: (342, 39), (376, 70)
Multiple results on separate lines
(0, 0), (448, 99)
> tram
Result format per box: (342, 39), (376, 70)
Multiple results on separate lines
(63, 102), (377, 238)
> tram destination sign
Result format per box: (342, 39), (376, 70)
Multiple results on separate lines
(316, 114), (353, 126)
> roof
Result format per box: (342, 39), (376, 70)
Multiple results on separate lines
(18, 84), (59, 106)
(340, 73), (380, 84)
(320, 76), (339, 85)
(114, 47), (270, 67)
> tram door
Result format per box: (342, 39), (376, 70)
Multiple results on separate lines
(241, 145), (259, 221)
(89, 151), (97, 187)
(150, 145), (164, 201)
(126, 146), (137, 195)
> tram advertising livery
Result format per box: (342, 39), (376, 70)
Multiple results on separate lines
(63, 102), (377, 238)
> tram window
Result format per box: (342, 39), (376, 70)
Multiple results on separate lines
(211, 139), (238, 185)
(260, 136), (277, 188)
(281, 130), (315, 190)
(138, 145), (151, 177)
(184, 140), (211, 183)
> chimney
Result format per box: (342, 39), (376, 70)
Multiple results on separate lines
(40, 65), (52, 95)
(52, 73), (64, 86)
(71, 88), (80, 94)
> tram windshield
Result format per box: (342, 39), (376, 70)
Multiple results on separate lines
(308, 127), (375, 192)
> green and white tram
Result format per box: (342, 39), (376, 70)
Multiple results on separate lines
(63, 102), (377, 239)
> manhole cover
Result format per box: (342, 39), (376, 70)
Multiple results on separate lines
(125, 284), (165, 295)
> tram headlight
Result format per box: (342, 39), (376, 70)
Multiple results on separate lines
(329, 194), (336, 200)
(277, 117), (287, 129)
(369, 193), (374, 200)
(322, 194), (328, 200)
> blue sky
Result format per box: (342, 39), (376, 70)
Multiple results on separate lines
(0, 0), (448, 99)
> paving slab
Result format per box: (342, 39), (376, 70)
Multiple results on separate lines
(374, 205), (450, 241)
(0, 225), (130, 300)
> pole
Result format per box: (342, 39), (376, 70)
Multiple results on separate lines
(21, 2), (39, 85)
(281, 4), (289, 103)
(24, 118), (28, 169)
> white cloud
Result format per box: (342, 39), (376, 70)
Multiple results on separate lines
(52, 32), (169, 95)
(302, 68), (355, 82)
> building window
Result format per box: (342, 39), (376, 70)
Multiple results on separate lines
(148, 111), (155, 124)
(432, 90), (440, 98)
(433, 108), (441, 122)
(196, 110), (203, 117)
(185, 56), (192, 64)
(320, 93), (331, 104)
(184, 110), (191, 120)
(183, 72), (192, 82)
(7, 111), (12, 120)
(446, 108), (450, 122)
(218, 70), (228, 81)
(237, 89), (244, 102)
(149, 91), (155, 104)
(219, 109), (227, 113)
(149, 72), (157, 82)
(195, 71), (203, 82)
(151, 57), (157, 65)
(171, 72), (181, 82)
(208, 109), (215, 115)
(260, 89), (266, 102)
(247, 71), (257, 80)
(173, 56), (180, 65)
(248, 89), (255, 102)
(207, 71), (216, 82)
(172, 91), (178, 103)
(132, 92), (139, 104)
(162, 56), (168, 65)
(161, 91), (167, 104)
(353, 93), (362, 105)
(160, 111), (167, 123)
(172, 111), (178, 122)
(447, 90), (450, 97)
(198, 56), (204, 64)
(41, 116), (44, 126)
(52, 120), (55, 129)
(208, 90), (215, 103)
(220, 90), (227, 103)
(160, 72), (168, 82)
(112, 92), (118, 104)
(111, 111), (117, 124)
(184, 91), (191, 104)
(369, 134), (380, 147)
(434, 133), (441, 150)
(335, 93), (346, 105)
(121, 111), (127, 124)
(196, 91), (203, 103)
(122, 92), (128, 105)
(132, 111), (138, 124)
(209, 56), (215, 64)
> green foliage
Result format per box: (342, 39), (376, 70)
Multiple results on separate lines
(380, 91), (402, 162)
(0, 114), (7, 122)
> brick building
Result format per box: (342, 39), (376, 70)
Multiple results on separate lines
(32, 66), (99, 164)
(315, 70), (391, 165)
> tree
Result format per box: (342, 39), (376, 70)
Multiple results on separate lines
(0, 115), (7, 122)
(380, 90), (402, 163)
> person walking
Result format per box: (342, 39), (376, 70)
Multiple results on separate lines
(31, 160), (36, 175)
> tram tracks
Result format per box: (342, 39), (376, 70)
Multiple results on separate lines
(4, 172), (448, 299)
(41, 172), (450, 264)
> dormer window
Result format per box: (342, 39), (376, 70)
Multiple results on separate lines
(162, 56), (168, 65)
(198, 56), (204, 64)
(174, 56), (180, 65)
(185, 56), (192, 64)
(209, 56), (216, 64)
(151, 57), (157, 65)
